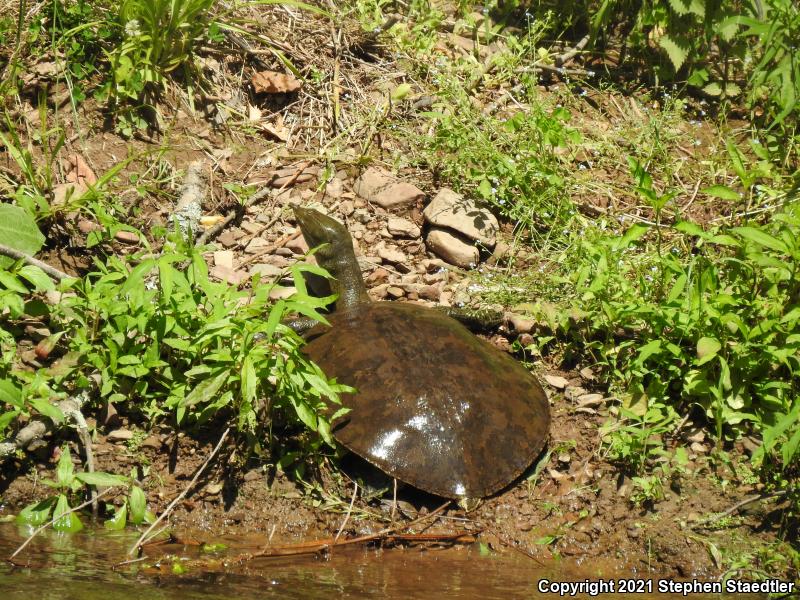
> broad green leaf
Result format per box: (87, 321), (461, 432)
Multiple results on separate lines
(16, 497), (55, 526)
(696, 337), (721, 365)
(703, 82), (723, 96)
(18, 265), (55, 291)
(390, 83), (412, 101)
(0, 379), (23, 407)
(75, 472), (130, 487)
(732, 227), (788, 253)
(673, 220), (706, 237)
(658, 35), (690, 71)
(0, 204), (45, 268)
(56, 447), (75, 487)
(0, 271), (27, 293)
(129, 486), (147, 525)
(29, 397), (65, 423)
(53, 494), (83, 533)
(616, 224), (649, 250)
(783, 426), (800, 466)
(701, 185), (740, 201)
(183, 371), (229, 408)
(104, 504), (127, 530)
(241, 355), (257, 404)
(636, 340), (662, 365)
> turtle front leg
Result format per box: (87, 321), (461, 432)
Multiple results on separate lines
(284, 316), (320, 336)
(438, 306), (504, 333)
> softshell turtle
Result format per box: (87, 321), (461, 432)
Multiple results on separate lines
(294, 207), (550, 499)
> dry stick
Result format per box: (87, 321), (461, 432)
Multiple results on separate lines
(195, 185), (272, 246)
(128, 427), (231, 556)
(333, 482), (358, 544)
(691, 490), (789, 530)
(243, 500), (452, 561)
(0, 244), (71, 281)
(8, 487), (115, 564)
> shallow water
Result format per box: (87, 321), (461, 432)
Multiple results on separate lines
(0, 524), (771, 599)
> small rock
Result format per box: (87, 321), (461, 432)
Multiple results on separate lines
(544, 375), (569, 389)
(579, 367), (596, 381)
(245, 237), (270, 253)
(366, 267), (390, 285)
(241, 221), (262, 235)
(262, 254), (292, 268)
(685, 428), (705, 444)
(210, 265), (247, 285)
(352, 208), (371, 224)
(577, 393), (605, 407)
(114, 231), (140, 244)
(140, 435), (161, 450)
(326, 177), (344, 198)
(369, 284), (390, 300)
(418, 283), (442, 301)
(339, 199), (354, 216)
(505, 312), (535, 334)
(425, 228), (478, 269)
(423, 188), (498, 247)
(558, 453), (571, 464)
(377, 245), (406, 265)
(107, 429), (134, 442)
(353, 167), (425, 209)
(274, 247), (294, 257)
(285, 235), (309, 254)
(216, 230), (239, 248)
(690, 442), (707, 454)
(387, 216), (421, 238)
(213, 250), (235, 270)
(387, 286), (405, 299)
(249, 263), (282, 278)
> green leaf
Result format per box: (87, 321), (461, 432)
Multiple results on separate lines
(0, 271), (27, 293)
(18, 265), (55, 291)
(0, 204), (45, 268)
(16, 497), (56, 526)
(390, 83), (412, 101)
(0, 379), (23, 407)
(128, 486), (147, 525)
(732, 227), (788, 253)
(75, 472), (130, 487)
(702, 82), (723, 96)
(104, 504), (127, 530)
(658, 35), (690, 71)
(696, 337), (721, 365)
(53, 494), (83, 533)
(56, 446), (75, 487)
(701, 185), (740, 201)
(28, 397), (65, 423)
(673, 220), (706, 237)
(183, 370), (229, 408)
(615, 224), (649, 250)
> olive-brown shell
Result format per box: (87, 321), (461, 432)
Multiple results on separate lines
(303, 301), (550, 499)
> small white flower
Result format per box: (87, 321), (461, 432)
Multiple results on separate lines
(125, 19), (142, 37)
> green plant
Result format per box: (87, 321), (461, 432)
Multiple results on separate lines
(106, 0), (216, 103)
(16, 446), (129, 532)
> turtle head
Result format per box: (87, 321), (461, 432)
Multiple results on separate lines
(293, 206), (369, 308)
(293, 207), (352, 267)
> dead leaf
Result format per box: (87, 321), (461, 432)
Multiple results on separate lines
(65, 154), (97, 186)
(248, 104), (262, 122)
(261, 122), (289, 142)
(252, 70), (302, 94)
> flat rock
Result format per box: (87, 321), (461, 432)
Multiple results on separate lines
(216, 229), (239, 248)
(544, 375), (569, 389)
(386, 286), (405, 298)
(210, 265), (247, 285)
(107, 429), (134, 442)
(249, 263), (282, 278)
(353, 167), (424, 209)
(505, 312), (535, 334)
(387, 216), (421, 238)
(285, 235), (309, 254)
(423, 188), (498, 247)
(245, 237), (270, 253)
(425, 228), (479, 269)
(213, 250), (235, 270)
(377, 244), (406, 265)
(269, 285), (297, 301)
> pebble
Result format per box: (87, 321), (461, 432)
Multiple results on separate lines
(339, 199), (354, 216)
(268, 286), (296, 300)
(210, 265), (247, 285)
(366, 267), (390, 284)
(249, 263), (282, 278)
(505, 312), (535, 334)
(425, 228), (478, 269)
(245, 237), (270, 253)
(285, 236), (309, 254)
(387, 216), (421, 238)
(213, 250), (235, 270)
(107, 429), (134, 442)
(387, 286), (405, 299)
(377, 245), (406, 265)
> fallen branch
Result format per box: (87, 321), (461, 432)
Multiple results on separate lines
(171, 160), (207, 236)
(691, 490), (789, 530)
(128, 427), (231, 556)
(0, 244), (71, 281)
